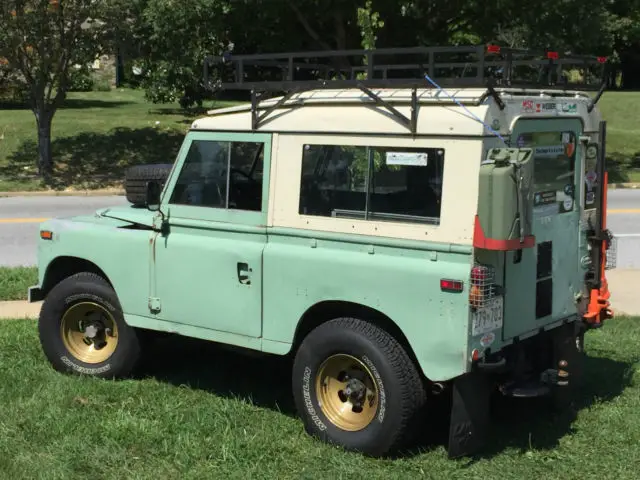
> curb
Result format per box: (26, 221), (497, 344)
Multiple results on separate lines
(0, 301), (41, 320)
(608, 183), (640, 189)
(0, 189), (125, 197)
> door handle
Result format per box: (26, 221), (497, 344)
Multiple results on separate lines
(237, 262), (251, 285)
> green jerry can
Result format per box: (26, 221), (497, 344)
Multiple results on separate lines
(473, 148), (536, 251)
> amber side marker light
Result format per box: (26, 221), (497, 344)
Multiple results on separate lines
(40, 230), (53, 240)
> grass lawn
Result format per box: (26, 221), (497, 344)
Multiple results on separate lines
(0, 88), (639, 191)
(0, 266), (37, 301)
(0, 316), (638, 478)
(598, 92), (640, 183)
(0, 89), (238, 192)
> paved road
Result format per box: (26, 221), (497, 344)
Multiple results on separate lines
(607, 189), (640, 269)
(0, 196), (128, 267)
(0, 190), (638, 267)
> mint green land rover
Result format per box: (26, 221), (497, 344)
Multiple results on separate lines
(28, 46), (616, 458)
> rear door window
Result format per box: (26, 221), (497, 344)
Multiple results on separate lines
(516, 131), (577, 216)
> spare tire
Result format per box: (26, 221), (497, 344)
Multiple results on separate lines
(125, 163), (173, 206)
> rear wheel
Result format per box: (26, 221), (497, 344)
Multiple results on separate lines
(292, 317), (427, 457)
(38, 272), (142, 379)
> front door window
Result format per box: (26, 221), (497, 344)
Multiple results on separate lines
(169, 139), (265, 212)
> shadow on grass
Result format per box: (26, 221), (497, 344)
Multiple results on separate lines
(137, 334), (297, 416)
(135, 332), (637, 459)
(0, 127), (184, 190)
(0, 99), (136, 111)
(607, 152), (640, 183)
(472, 352), (636, 460)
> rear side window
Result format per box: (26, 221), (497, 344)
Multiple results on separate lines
(299, 144), (444, 225)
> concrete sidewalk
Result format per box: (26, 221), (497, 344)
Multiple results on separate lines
(0, 269), (638, 320)
(0, 301), (41, 320)
(605, 269), (640, 317)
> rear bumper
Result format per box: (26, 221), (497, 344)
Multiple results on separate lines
(28, 285), (44, 303)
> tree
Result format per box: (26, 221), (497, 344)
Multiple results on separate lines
(133, 0), (231, 109)
(0, 0), (116, 180)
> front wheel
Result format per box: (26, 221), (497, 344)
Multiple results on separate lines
(38, 272), (142, 379)
(292, 317), (427, 457)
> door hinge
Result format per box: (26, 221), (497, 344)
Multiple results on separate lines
(149, 297), (161, 313)
(152, 212), (164, 231)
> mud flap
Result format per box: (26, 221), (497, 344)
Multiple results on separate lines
(447, 371), (492, 458)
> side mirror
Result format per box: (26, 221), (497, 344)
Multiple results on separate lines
(146, 181), (162, 211)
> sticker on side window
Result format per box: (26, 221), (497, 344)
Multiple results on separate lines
(385, 152), (428, 166)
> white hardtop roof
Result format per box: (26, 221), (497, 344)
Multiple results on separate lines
(190, 87), (598, 136)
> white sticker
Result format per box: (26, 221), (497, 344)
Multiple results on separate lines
(385, 152), (428, 167)
(534, 145), (565, 158)
(563, 197), (573, 211)
(562, 132), (571, 144)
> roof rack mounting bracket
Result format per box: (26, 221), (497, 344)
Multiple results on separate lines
(410, 87), (418, 135)
(251, 89), (301, 130)
(357, 83), (416, 134)
(587, 81), (607, 113)
(486, 83), (506, 111)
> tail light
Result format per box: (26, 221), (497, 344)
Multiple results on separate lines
(469, 264), (496, 309)
(441, 279), (464, 293)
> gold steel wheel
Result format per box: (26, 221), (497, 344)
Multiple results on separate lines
(60, 302), (118, 364)
(315, 354), (379, 432)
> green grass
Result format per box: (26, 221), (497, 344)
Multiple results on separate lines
(0, 89), (238, 191)
(592, 91), (640, 183)
(0, 316), (638, 478)
(0, 266), (38, 301)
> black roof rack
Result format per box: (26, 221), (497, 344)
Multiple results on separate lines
(202, 45), (608, 132)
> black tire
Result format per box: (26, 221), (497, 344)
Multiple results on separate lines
(125, 163), (173, 206)
(292, 317), (427, 457)
(38, 272), (142, 379)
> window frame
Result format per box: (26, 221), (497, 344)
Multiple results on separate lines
(162, 130), (272, 226)
(298, 142), (445, 226)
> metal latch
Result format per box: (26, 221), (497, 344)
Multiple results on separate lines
(149, 297), (161, 313)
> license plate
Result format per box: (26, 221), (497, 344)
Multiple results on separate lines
(471, 296), (504, 336)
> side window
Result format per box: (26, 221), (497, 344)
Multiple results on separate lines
(299, 144), (444, 225)
(170, 139), (264, 212)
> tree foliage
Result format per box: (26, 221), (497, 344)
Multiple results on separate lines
(128, 0), (640, 107)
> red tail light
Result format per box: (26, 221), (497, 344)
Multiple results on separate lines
(470, 265), (487, 284)
(441, 279), (464, 293)
(469, 264), (496, 309)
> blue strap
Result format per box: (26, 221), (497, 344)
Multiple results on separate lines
(424, 74), (508, 145)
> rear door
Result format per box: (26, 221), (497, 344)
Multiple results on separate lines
(503, 117), (583, 340)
